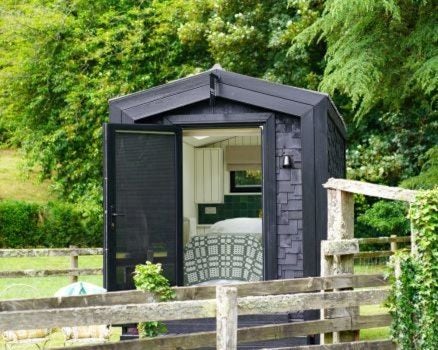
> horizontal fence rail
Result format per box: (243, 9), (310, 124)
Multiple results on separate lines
(0, 275), (389, 331)
(54, 316), (393, 350)
(321, 236), (411, 260)
(0, 268), (102, 278)
(0, 274), (387, 311)
(356, 235), (411, 259)
(323, 178), (417, 202)
(0, 248), (102, 258)
(0, 274), (392, 350)
(357, 236), (411, 245)
(276, 340), (396, 350)
(0, 246), (102, 280)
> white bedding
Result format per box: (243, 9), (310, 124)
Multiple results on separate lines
(208, 217), (262, 236)
(194, 279), (245, 286)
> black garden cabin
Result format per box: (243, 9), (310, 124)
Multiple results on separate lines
(103, 66), (346, 342)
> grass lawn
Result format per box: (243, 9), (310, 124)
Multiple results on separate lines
(355, 263), (391, 340)
(354, 261), (389, 275)
(0, 255), (103, 299)
(0, 255), (122, 348)
(360, 304), (391, 341)
(0, 149), (54, 203)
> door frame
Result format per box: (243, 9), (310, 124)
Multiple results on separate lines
(103, 123), (183, 290)
(162, 112), (277, 281)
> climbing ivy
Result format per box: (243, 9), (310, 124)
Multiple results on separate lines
(388, 188), (438, 349)
(387, 253), (419, 349)
(408, 189), (438, 349)
(133, 261), (176, 338)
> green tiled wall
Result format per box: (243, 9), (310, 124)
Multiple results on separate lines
(198, 195), (262, 224)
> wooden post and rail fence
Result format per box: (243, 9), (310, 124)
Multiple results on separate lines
(0, 274), (392, 350)
(0, 238), (410, 281)
(0, 178), (419, 349)
(321, 178), (417, 345)
(0, 247), (102, 280)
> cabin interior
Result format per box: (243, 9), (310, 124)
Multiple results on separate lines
(181, 127), (264, 286)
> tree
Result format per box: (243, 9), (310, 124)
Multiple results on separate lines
(290, 0), (437, 185)
(0, 0), (436, 210)
(0, 0), (212, 207)
(178, 0), (325, 88)
(293, 0), (437, 118)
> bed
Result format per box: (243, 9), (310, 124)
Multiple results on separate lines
(183, 218), (263, 286)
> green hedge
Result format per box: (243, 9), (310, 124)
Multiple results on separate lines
(0, 200), (102, 248)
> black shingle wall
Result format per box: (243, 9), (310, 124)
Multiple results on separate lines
(275, 115), (303, 279)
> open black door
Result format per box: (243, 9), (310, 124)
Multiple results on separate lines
(103, 123), (182, 291)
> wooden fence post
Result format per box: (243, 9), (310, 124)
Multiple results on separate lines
(70, 245), (78, 283)
(390, 235), (398, 253)
(216, 286), (237, 350)
(322, 189), (359, 344)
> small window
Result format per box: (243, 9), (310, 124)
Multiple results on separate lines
(230, 170), (262, 193)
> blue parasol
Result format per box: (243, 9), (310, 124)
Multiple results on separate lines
(54, 281), (106, 297)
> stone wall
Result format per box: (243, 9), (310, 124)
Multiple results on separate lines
(275, 115), (303, 279)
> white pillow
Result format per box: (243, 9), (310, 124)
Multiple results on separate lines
(208, 218), (262, 235)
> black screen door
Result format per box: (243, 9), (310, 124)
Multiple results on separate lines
(104, 123), (182, 291)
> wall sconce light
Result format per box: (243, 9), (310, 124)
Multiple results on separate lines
(282, 154), (294, 168)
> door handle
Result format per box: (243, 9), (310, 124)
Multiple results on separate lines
(110, 206), (124, 230)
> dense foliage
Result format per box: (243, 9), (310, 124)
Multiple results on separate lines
(133, 262), (175, 337)
(0, 0), (210, 207)
(356, 200), (410, 245)
(388, 253), (419, 348)
(0, 1), (436, 244)
(388, 189), (438, 349)
(0, 200), (101, 247)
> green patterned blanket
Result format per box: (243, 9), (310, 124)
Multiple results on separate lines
(184, 234), (263, 285)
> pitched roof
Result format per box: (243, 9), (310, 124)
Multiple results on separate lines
(109, 66), (346, 135)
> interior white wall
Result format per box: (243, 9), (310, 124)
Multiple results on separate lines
(183, 142), (196, 219)
(206, 134), (262, 195)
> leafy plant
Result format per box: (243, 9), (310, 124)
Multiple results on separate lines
(387, 189), (438, 349)
(0, 200), (40, 247)
(0, 0), (436, 208)
(401, 146), (438, 190)
(0, 200), (101, 248)
(358, 200), (409, 236)
(387, 253), (419, 349)
(293, 0), (437, 119)
(133, 261), (175, 338)
(408, 189), (438, 349)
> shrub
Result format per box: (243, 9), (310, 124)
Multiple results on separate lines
(0, 200), (40, 247)
(0, 199), (102, 247)
(358, 200), (410, 236)
(39, 202), (86, 247)
(356, 200), (410, 251)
